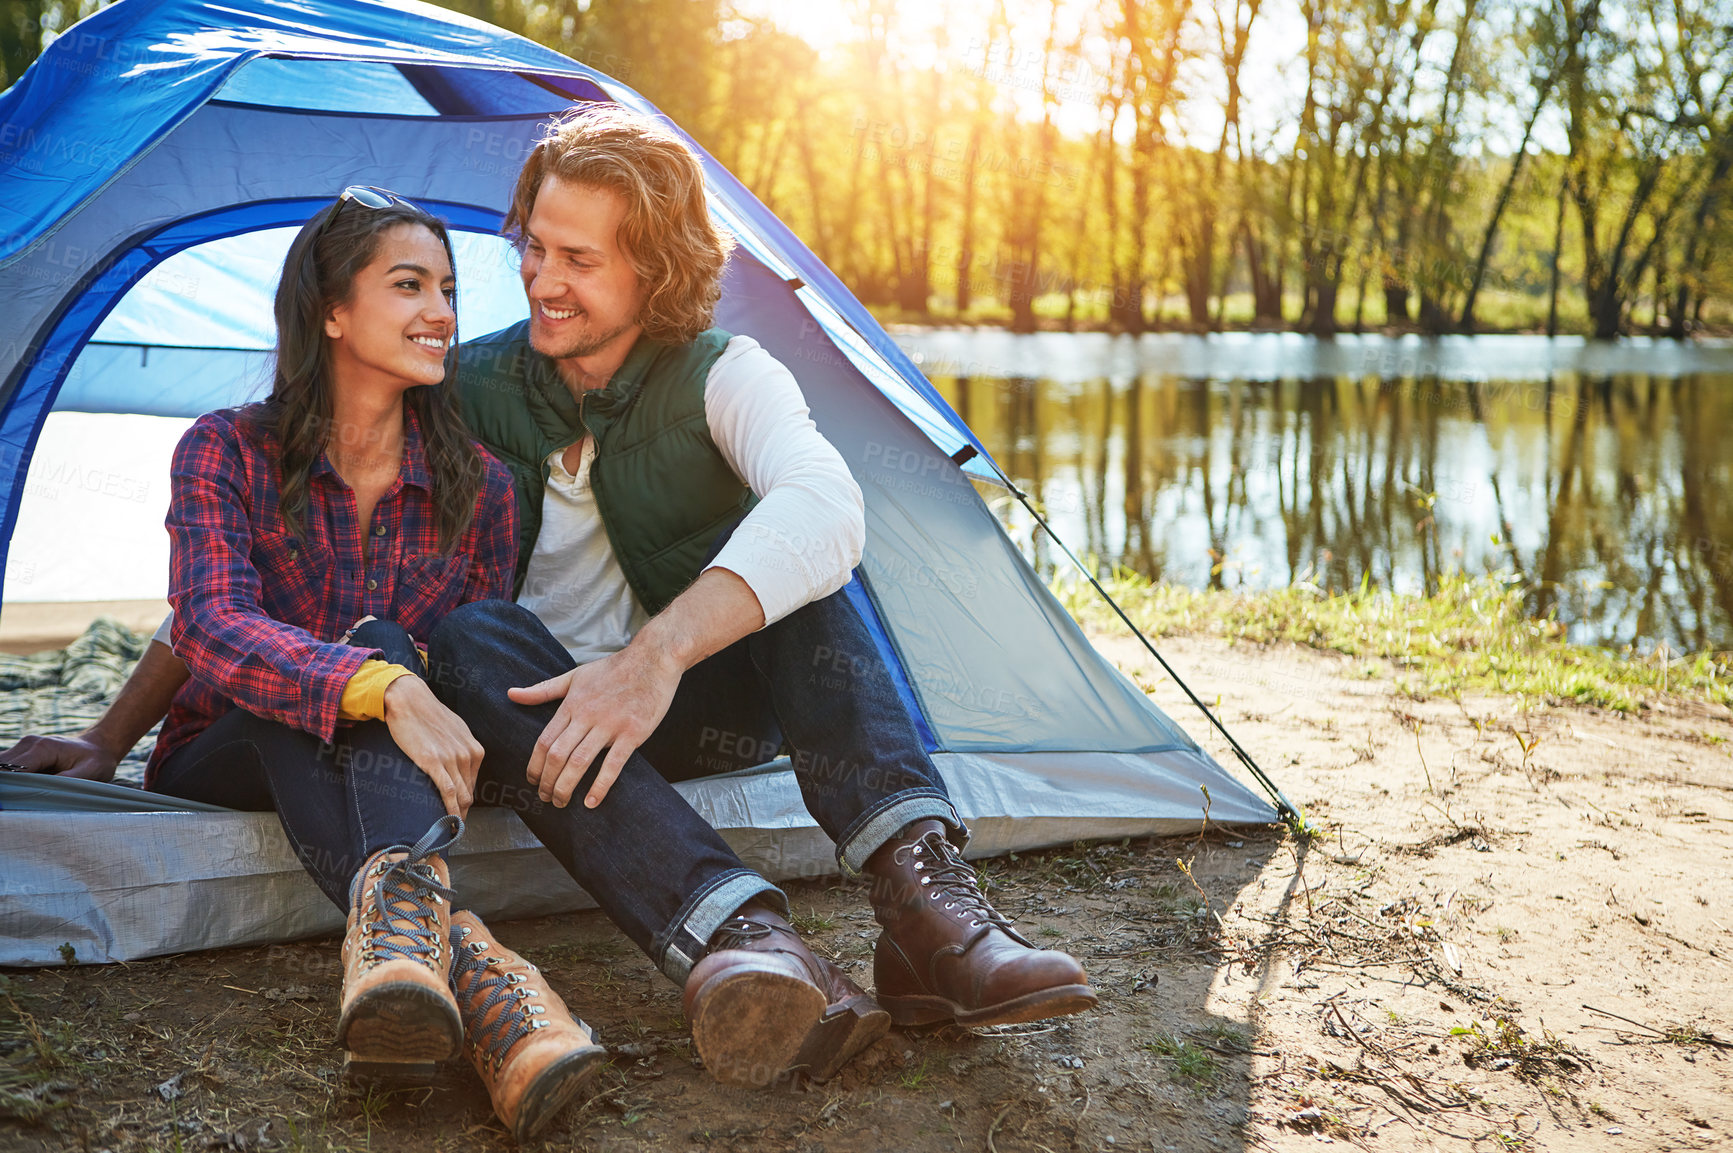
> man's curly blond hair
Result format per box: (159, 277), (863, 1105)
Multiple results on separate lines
(504, 104), (734, 346)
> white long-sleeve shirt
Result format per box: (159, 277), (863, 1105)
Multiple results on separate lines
(517, 334), (865, 664)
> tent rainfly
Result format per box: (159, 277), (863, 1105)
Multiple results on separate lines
(0, 0), (1278, 967)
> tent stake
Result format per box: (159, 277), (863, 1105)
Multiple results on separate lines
(1008, 487), (1307, 832)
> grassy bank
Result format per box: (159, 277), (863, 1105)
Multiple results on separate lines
(1053, 571), (1733, 712)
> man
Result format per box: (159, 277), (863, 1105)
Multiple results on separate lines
(3, 105), (1095, 1093)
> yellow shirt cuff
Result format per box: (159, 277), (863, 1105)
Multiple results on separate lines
(338, 660), (416, 722)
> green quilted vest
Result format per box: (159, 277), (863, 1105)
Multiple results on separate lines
(454, 322), (753, 615)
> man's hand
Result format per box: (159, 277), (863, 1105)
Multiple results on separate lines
(508, 642), (682, 809)
(0, 732), (122, 780)
(508, 567), (767, 810)
(383, 675), (485, 818)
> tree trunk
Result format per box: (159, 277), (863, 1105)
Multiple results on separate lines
(1243, 220), (1283, 323)
(1066, 121), (1107, 331)
(1182, 206), (1212, 329)
(954, 23), (1001, 317)
(955, 126), (980, 314)
(1184, 224), (1213, 327)
(1667, 126), (1733, 338)
(1105, 47), (1131, 330)
(1385, 283), (1411, 325)
(1115, 0), (1187, 333)
(1588, 281), (1623, 341)
(1202, 0), (1262, 331)
(1125, 110), (1153, 335)
(1458, 58), (1564, 332)
(1351, 259), (1369, 332)
(1547, 172), (1567, 336)
(899, 68), (941, 316)
(1310, 278), (1340, 336)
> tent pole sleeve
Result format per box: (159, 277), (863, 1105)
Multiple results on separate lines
(1009, 487), (1305, 831)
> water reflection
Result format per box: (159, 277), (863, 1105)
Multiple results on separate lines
(902, 333), (1733, 652)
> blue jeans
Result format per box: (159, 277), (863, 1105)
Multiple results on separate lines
(425, 589), (960, 983)
(150, 619), (449, 910)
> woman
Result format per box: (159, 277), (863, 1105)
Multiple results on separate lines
(145, 188), (604, 1141)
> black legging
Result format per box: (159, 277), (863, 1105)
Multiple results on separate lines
(151, 619), (448, 910)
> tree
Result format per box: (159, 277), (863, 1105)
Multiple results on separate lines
(1113, 0), (1191, 332)
(1177, 0), (1263, 330)
(1459, 0), (1602, 332)
(1, 1), (47, 90)
(1561, 0), (1733, 338)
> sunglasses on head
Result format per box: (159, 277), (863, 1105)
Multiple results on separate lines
(320, 184), (421, 235)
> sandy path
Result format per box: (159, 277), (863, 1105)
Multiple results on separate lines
(0, 600), (169, 655)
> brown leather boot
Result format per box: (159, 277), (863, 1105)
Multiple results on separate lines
(682, 908), (828, 1087)
(866, 821), (1098, 1027)
(448, 911), (606, 1143)
(791, 956), (891, 1083)
(336, 817), (465, 1082)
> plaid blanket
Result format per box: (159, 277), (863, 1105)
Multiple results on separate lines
(0, 617), (156, 784)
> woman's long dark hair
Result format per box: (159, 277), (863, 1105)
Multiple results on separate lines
(250, 196), (482, 553)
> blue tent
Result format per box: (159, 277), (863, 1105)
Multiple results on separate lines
(0, 0), (1277, 965)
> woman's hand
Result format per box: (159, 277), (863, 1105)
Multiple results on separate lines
(382, 676), (484, 817)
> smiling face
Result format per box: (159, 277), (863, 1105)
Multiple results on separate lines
(322, 221), (456, 393)
(519, 175), (646, 373)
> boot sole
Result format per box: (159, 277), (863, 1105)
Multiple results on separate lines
(880, 983), (1099, 1029)
(689, 964), (828, 1088)
(337, 981), (464, 1066)
(512, 1043), (608, 1143)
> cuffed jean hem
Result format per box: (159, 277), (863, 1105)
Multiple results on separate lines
(653, 869), (787, 985)
(836, 788), (966, 875)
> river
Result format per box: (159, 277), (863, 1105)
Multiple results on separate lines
(892, 331), (1733, 653)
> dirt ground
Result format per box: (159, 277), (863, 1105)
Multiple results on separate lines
(3, 629), (1730, 1152)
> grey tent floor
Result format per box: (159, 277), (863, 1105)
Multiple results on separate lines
(1, 621), (1276, 965)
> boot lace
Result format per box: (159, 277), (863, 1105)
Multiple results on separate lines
(898, 832), (1030, 947)
(449, 922), (594, 1070)
(356, 815), (461, 970)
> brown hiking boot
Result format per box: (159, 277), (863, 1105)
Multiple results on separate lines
(791, 956), (891, 1083)
(866, 821), (1098, 1028)
(448, 911), (606, 1143)
(682, 908), (828, 1087)
(337, 817), (465, 1083)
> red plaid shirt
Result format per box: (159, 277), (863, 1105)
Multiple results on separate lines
(145, 405), (517, 784)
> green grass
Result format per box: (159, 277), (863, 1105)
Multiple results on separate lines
(1196, 1022), (1252, 1052)
(790, 909), (836, 935)
(1142, 1033), (1219, 1084)
(1054, 570), (1732, 712)
(897, 1055), (937, 1090)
